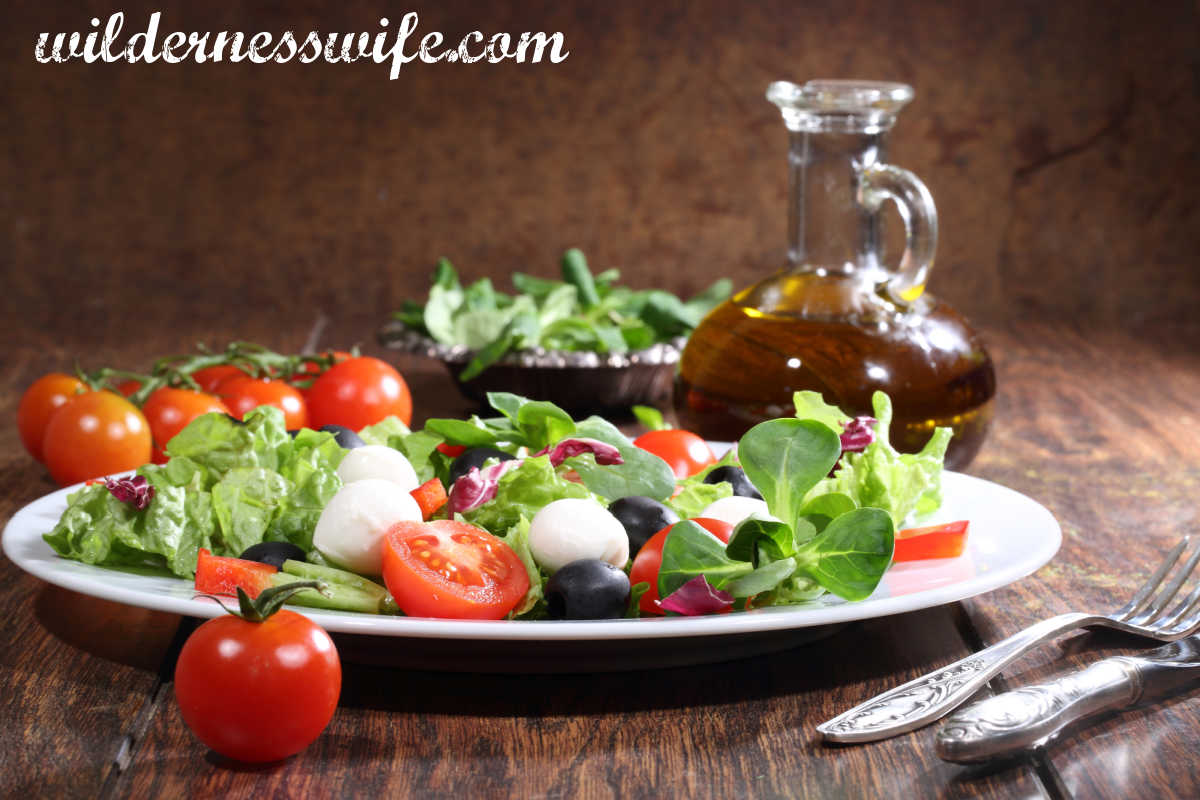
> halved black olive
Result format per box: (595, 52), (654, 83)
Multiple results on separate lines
(608, 495), (679, 556)
(240, 541), (307, 569)
(703, 465), (762, 499)
(319, 424), (365, 449)
(448, 447), (516, 484)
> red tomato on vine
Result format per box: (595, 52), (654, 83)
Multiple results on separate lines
(306, 357), (412, 430)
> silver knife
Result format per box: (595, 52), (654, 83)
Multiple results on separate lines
(935, 636), (1200, 764)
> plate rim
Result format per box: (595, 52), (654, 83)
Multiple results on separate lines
(3, 471), (1061, 642)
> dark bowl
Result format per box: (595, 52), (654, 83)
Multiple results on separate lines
(378, 321), (681, 415)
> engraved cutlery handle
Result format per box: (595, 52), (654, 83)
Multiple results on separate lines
(934, 658), (1141, 763)
(818, 612), (1097, 743)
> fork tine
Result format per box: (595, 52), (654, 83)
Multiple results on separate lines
(1137, 539), (1200, 626)
(1116, 536), (1190, 620)
(1159, 582), (1200, 632)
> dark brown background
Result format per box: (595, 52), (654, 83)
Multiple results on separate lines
(5, 0), (1198, 375)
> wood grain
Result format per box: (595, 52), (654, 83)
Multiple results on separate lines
(110, 609), (1044, 799)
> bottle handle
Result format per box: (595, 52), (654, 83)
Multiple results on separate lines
(857, 164), (938, 306)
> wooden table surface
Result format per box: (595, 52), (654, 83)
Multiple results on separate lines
(2, 317), (1198, 799)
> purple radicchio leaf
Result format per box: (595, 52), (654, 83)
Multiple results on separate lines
(656, 575), (734, 616)
(104, 474), (155, 511)
(447, 460), (522, 514)
(534, 438), (624, 468)
(839, 416), (877, 453)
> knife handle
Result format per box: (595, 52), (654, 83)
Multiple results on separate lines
(818, 611), (1098, 742)
(934, 657), (1142, 764)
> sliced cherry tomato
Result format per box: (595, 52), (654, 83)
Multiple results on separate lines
(633, 429), (716, 479)
(436, 442), (467, 458)
(306, 356), (412, 431)
(893, 520), (970, 562)
(381, 520), (529, 619)
(193, 547), (278, 597)
(174, 604), (340, 763)
(410, 477), (448, 520)
(17, 373), (87, 462)
(219, 376), (308, 430)
(42, 391), (152, 486)
(142, 387), (231, 464)
(629, 517), (733, 615)
(190, 364), (251, 394)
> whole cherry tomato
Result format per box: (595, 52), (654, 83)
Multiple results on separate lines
(174, 605), (341, 763)
(17, 373), (86, 462)
(306, 356), (412, 430)
(41, 391), (152, 485)
(628, 517), (733, 615)
(633, 429), (716, 479)
(142, 387), (231, 463)
(191, 365), (249, 394)
(219, 376), (308, 430)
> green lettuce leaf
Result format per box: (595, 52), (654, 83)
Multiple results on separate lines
(500, 517), (545, 618)
(270, 428), (346, 550)
(463, 455), (592, 536)
(43, 464), (216, 578)
(805, 392), (951, 527)
(165, 406), (289, 474)
(357, 416), (412, 448)
(665, 476), (731, 520)
(211, 467), (291, 556)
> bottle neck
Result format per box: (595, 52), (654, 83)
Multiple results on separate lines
(787, 129), (888, 275)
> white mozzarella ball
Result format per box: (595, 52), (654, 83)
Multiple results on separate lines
(336, 445), (419, 491)
(313, 478), (422, 575)
(528, 498), (629, 573)
(699, 496), (778, 528)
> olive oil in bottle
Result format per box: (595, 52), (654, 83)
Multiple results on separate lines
(675, 81), (996, 470)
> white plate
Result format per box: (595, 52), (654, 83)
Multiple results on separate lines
(2, 471), (1060, 670)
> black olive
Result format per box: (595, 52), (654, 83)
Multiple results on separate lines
(319, 424), (366, 449)
(448, 447), (516, 484)
(608, 496), (679, 555)
(240, 541), (307, 569)
(704, 465), (763, 499)
(544, 559), (631, 620)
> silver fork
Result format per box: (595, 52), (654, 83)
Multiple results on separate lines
(818, 536), (1200, 743)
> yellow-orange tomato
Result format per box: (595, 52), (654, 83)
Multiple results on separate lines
(42, 391), (152, 486)
(17, 373), (87, 462)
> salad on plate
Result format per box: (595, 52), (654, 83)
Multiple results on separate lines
(41, 389), (957, 622)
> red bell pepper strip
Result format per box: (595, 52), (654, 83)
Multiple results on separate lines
(194, 548), (278, 597)
(893, 520), (969, 562)
(410, 477), (448, 520)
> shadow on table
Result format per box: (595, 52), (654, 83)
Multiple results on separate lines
(32, 584), (181, 672)
(335, 606), (971, 718)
